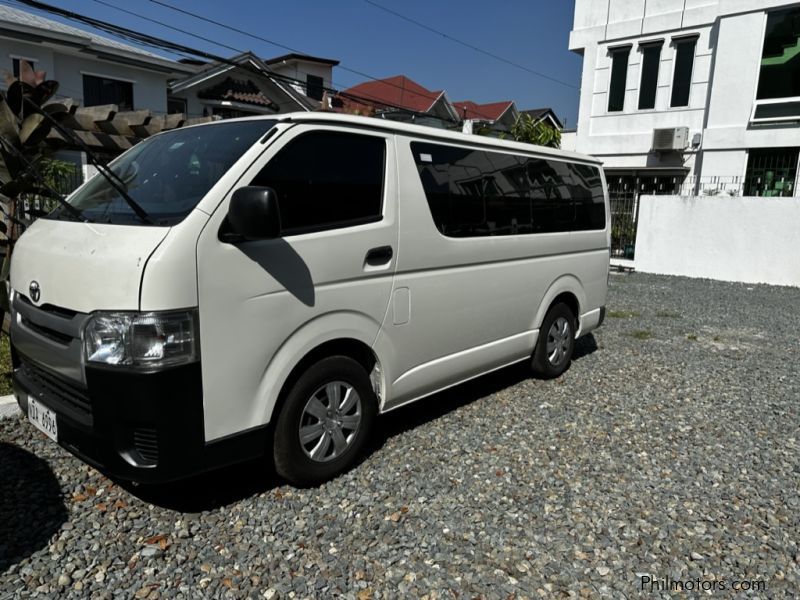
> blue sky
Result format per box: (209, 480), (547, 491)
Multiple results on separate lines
(17, 0), (583, 126)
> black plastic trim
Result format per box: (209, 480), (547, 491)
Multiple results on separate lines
(13, 349), (267, 483)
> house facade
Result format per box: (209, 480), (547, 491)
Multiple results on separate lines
(568, 0), (800, 197)
(169, 52), (339, 119)
(0, 5), (194, 113)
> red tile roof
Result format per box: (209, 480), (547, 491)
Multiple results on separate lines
(197, 77), (277, 109)
(453, 100), (514, 121)
(341, 75), (443, 113)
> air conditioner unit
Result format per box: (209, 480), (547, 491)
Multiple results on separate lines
(652, 127), (689, 151)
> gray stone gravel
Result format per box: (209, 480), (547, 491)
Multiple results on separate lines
(1, 273), (799, 599)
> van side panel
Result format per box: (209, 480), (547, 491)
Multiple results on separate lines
(378, 136), (609, 410)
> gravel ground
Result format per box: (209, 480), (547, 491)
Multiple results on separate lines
(1, 273), (799, 599)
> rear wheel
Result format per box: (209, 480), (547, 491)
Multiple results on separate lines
(532, 303), (576, 379)
(273, 356), (376, 486)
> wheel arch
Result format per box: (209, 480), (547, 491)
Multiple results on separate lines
(533, 275), (587, 335)
(256, 312), (383, 427)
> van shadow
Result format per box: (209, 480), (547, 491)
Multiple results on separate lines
(115, 457), (280, 514)
(239, 239), (315, 307)
(0, 442), (68, 571)
(573, 333), (598, 361)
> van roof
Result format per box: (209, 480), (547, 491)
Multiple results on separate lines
(186, 112), (603, 166)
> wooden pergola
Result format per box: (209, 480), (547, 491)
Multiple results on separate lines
(44, 100), (218, 155)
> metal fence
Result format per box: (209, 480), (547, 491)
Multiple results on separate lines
(606, 174), (750, 260)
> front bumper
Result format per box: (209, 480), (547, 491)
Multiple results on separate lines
(13, 348), (266, 484)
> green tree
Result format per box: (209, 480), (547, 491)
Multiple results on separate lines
(506, 113), (562, 148)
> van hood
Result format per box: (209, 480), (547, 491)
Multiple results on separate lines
(10, 219), (170, 313)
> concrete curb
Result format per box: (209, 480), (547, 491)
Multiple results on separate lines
(0, 394), (19, 419)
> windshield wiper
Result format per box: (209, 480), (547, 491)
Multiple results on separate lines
(26, 98), (154, 225)
(0, 136), (89, 223)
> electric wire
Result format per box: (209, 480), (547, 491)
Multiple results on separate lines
(362, 0), (577, 90)
(9, 0), (481, 123)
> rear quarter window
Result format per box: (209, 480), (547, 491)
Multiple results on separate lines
(411, 141), (605, 237)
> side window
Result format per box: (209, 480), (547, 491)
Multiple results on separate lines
(251, 131), (385, 234)
(411, 142), (605, 237)
(571, 164), (606, 231)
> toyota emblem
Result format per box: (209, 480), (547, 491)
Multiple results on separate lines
(29, 280), (40, 303)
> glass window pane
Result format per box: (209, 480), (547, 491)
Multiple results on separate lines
(638, 44), (662, 110)
(83, 74), (134, 111)
(58, 120), (275, 225)
(744, 148), (799, 197)
(608, 48), (630, 112)
(411, 142), (605, 237)
(306, 75), (324, 101)
(757, 8), (800, 100)
(251, 131), (385, 233)
(671, 39), (696, 107)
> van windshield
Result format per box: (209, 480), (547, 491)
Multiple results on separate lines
(49, 120), (276, 226)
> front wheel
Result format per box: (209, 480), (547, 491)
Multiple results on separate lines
(532, 303), (576, 379)
(273, 356), (377, 486)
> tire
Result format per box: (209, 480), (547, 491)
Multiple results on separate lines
(273, 356), (377, 486)
(532, 302), (576, 379)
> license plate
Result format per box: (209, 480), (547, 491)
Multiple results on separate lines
(28, 396), (58, 442)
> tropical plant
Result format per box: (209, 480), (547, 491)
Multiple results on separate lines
(0, 59), (61, 324)
(506, 113), (562, 148)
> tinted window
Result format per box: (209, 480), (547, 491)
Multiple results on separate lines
(638, 43), (662, 110)
(251, 131), (385, 233)
(671, 39), (696, 107)
(411, 142), (605, 237)
(608, 47), (630, 112)
(757, 7), (800, 101)
(83, 74), (134, 111)
(306, 74), (324, 101)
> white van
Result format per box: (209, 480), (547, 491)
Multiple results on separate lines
(10, 113), (609, 486)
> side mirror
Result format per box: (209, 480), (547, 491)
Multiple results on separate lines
(226, 186), (281, 241)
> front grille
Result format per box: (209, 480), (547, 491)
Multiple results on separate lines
(20, 316), (73, 345)
(133, 428), (159, 464)
(20, 357), (92, 424)
(17, 294), (79, 319)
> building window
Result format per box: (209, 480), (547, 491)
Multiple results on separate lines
(744, 148), (799, 197)
(167, 97), (187, 115)
(638, 42), (663, 110)
(12, 58), (36, 79)
(608, 47), (631, 112)
(306, 74), (324, 101)
(757, 8), (800, 101)
(670, 38), (697, 108)
(753, 8), (800, 122)
(250, 131), (385, 234)
(82, 74), (134, 111)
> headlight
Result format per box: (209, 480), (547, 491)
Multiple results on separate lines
(84, 310), (198, 369)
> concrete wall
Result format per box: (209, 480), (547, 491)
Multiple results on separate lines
(635, 195), (800, 286)
(269, 60), (333, 99)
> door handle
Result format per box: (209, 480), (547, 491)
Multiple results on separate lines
(364, 245), (393, 267)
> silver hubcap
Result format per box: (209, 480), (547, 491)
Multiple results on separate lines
(546, 317), (571, 366)
(299, 381), (362, 463)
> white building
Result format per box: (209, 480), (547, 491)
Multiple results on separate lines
(568, 0), (800, 198)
